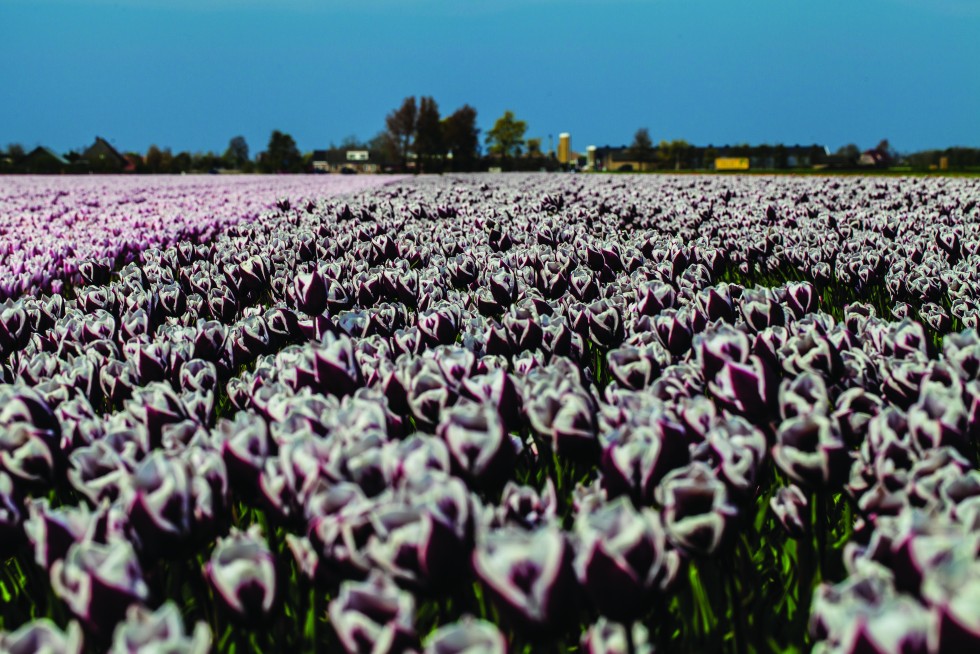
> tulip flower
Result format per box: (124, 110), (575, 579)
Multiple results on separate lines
(785, 281), (817, 318)
(0, 620), (84, 654)
(50, 537), (150, 637)
(581, 619), (654, 654)
(494, 479), (558, 530)
(328, 571), (418, 654)
(574, 496), (681, 620)
(0, 470), (24, 556)
(126, 452), (194, 557)
(773, 413), (851, 490)
(204, 525), (278, 624)
(770, 485), (809, 539)
(109, 602), (210, 654)
(708, 355), (779, 425)
(437, 401), (516, 490)
(600, 418), (690, 505)
(472, 526), (577, 633)
(656, 462), (738, 557)
(423, 616), (507, 654)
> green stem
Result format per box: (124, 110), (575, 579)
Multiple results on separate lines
(725, 557), (746, 654)
(814, 492), (827, 581)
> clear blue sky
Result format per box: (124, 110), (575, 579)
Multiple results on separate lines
(2, 0), (978, 156)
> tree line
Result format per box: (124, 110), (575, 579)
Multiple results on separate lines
(3, 110), (979, 174)
(0, 98), (557, 175)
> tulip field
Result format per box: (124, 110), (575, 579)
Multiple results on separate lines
(1, 173), (979, 653)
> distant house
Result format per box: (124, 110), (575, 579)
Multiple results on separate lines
(311, 148), (380, 174)
(23, 146), (69, 174)
(82, 136), (133, 173)
(596, 146), (650, 172)
(858, 149), (890, 168)
(595, 143), (828, 172)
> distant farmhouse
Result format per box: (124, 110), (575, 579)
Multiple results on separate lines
(12, 136), (134, 174)
(312, 148), (381, 174)
(593, 143), (829, 172)
(82, 136), (133, 173)
(23, 147), (69, 174)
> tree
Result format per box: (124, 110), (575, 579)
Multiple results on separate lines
(526, 138), (543, 158)
(702, 146), (719, 169)
(5, 143), (25, 162)
(486, 110), (527, 167)
(773, 144), (788, 169)
(442, 105), (480, 171)
(262, 130), (302, 173)
(173, 151), (193, 173)
(223, 136), (249, 169)
(192, 151), (222, 173)
(835, 144), (860, 164)
(159, 148), (174, 174)
(369, 131), (399, 170)
(658, 139), (690, 170)
(386, 96), (417, 172)
(874, 139), (897, 166)
(629, 128), (654, 171)
(414, 96), (443, 173)
(145, 145), (163, 173)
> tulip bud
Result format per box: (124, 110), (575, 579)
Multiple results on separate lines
(50, 538), (150, 638)
(328, 571), (418, 654)
(737, 288), (780, 332)
(0, 386), (63, 488)
(696, 325), (751, 383)
(785, 281), (817, 318)
(437, 401), (516, 490)
(0, 471), (24, 556)
(109, 602), (210, 654)
(207, 284), (238, 323)
(581, 619), (654, 654)
(654, 309), (694, 358)
(473, 526), (577, 634)
(127, 452), (194, 558)
(204, 525), (278, 624)
(657, 462), (738, 557)
(708, 355), (779, 425)
(770, 485), (809, 539)
(600, 418), (690, 506)
(313, 333), (362, 398)
(907, 382), (969, 455)
(607, 343), (669, 391)
(574, 497), (680, 621)
(694, 284), (736, 324)
(294, 269), (328, 316)
(587, 299), (625, 349)
(424, 617), (507, 654)
(0, 619), (84, 654)
(0, 299), (30, 356)
(489, 268), (518, 307)
(773, 413), (851, 490)
(525, 384), (598, 463)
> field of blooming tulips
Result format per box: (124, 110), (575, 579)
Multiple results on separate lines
(0, 175), (399, 301)
(1, 172), (979, 653)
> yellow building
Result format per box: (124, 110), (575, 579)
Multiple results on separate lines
(715, 157), (750, 171)
(557, 133), (571, 165)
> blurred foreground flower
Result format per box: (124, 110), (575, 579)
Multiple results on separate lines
(204, 525), (278, 624)
(109, 602), (210, 654)
(472, 526), (577, 634)
(328, 571), (418, 654)
(0, 619), (83, 654)
(423, 616), (507, 654)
